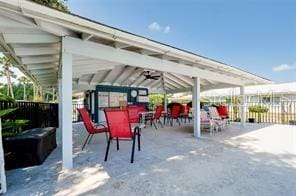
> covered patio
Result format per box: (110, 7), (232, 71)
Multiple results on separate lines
(6, 122), (296, 195)
(0, 0), (272, 172)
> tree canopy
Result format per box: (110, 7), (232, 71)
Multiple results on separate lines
(31, 0), (70, 12)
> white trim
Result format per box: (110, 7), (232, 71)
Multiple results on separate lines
(64, 37), (250, 86)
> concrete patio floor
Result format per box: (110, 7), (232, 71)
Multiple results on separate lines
(5, 122), (296, 196)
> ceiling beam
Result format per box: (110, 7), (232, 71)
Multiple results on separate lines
(164, 74), (188, 89)
(63, 37), (246, 86)
(113, 42), (130, 49)
(112, 66), (134, 85)
(170, 73), (193, 85)
(21, 56), (59, 64)
(0, 34), (39, 85)
(81, 33), (93, 41)
(34, 19), (76, 37)
(3, 33), (60, 44)
(27, 63), (58, 70)
(126, 69), (145, 86)
(14, 47), (59, 56)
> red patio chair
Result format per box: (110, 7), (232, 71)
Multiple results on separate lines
(104, 109), (141, 163)
(78, 108), (109, 150)
(179, 105), (190, 123)
(146, 105), (164, 129)
(217, 105), (230, 124)
(168, 104), (182, 126)
(127, 105), (141, 123)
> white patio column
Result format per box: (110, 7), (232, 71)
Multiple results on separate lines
(193, 77), (201, 138)
(60, 51), (73, 169)
(57, 79), (62, 145)
(164, 92), (167, 112)
(240, 86), (246, 126)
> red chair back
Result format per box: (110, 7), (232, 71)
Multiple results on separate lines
(77, 108), (95, 134)
(217, 105), (228, 117)
(127, 106), (140, 123)
(127, 105), (147, 123)
(154, 105), (164, 120)
(171, 105), (181, 118)
(104, 109), (133, 138)
(180, 105), (189, 116)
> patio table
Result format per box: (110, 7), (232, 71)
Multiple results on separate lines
(138, 111), (155, 124)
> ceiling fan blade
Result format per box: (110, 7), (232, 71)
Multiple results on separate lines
(151, 76), (159, 80)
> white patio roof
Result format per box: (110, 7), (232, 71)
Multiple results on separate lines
(0, 0), (271, 93)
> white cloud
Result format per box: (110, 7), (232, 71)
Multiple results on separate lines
(272, 64), (296, 72)
(164, 26), (171, 33)
(148, 22), (171, 33)
(148, 22), (162, 32)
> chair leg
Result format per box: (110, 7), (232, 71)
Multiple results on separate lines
(104, 138), (111, 161)
(177, 118), (181, 126)
(152, 120), (157, 130)
(116, 138), (119, 150)
(137, 127), (141, 151)
(88, 134), (94, 144)
(105, 132), (109, 142)
(82, 133), (91, 150)
(131, 131), (137, 163)
(159, 120), (164, 128)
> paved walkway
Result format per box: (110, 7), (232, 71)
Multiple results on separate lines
(6, 122), (296, 195)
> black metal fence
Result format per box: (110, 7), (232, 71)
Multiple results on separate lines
(72, 104), (89, 122)
(213, 101), (296, 124)
(0, 101), (59, 131)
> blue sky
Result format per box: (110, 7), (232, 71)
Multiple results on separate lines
(67, 0), (296, 83)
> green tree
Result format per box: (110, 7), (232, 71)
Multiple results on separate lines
(18, 76), (30, 101)
(0, 57), (16, 99)
(32, 0), (70, 12)
(149, 94), (164, 110)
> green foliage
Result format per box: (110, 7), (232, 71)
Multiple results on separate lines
(0, 93), (28, 137)
(0, 108), (18, 118)
(31, 0), (70, 12)
(149, 94), (164, 110)
(2, 120), (29, 131)
(248, 105), (269, 113)
(0, 93), (16, 103)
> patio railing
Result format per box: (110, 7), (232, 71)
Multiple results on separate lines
(0, 101), (59, 131)
(211, 101), (296, 124)
(72, 104), (89, 122)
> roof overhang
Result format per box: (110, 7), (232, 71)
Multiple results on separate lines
(0, 0), (272, 93)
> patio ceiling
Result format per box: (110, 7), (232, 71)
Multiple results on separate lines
(0, 0), (271, 93)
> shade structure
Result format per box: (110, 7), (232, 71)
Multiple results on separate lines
(0, 0), (273, 175)
(0, 0), (271, 93)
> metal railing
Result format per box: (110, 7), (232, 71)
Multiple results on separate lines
(212, 101), (296, 124)
(0, 101), (59, 131)
(72, 104), (89, 122)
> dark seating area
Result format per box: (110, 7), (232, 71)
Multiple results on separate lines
(4, 127), (57, 170)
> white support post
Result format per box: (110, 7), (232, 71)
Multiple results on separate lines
(52, 87), (55, 102)
(0, 118), (7, 194)
(61, 51), (73, 169)
(240, 86), (246, 126)
(57, 79), (62, 145)
(193, 77), (201, 138)
(164, 92), (167, 112)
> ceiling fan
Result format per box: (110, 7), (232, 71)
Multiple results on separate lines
(143, 71), (161, 80)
